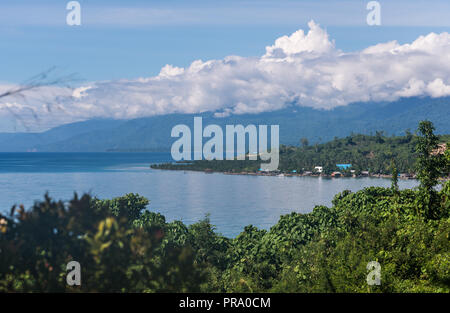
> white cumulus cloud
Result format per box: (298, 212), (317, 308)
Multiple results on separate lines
(1, 20), (450, 131)
(426, 78), (450, 98)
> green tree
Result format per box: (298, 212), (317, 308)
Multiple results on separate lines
(445, 142), (450, 175)
(391, 160), (399, 192)
(300, 137), (309, 147)
(415, 121), (444, 191)
(415, 121), (446, 219)
(0, 194), (206, 292)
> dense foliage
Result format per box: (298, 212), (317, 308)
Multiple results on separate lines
(153, 132), (450, 175)
(1, 184), (449, 292)
(1, 121), (449, 293)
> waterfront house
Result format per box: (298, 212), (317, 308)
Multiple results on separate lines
(432, 143), (447, 156)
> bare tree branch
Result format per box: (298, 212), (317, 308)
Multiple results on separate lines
(0, 67), (78, 100)
(0, 67), (79, 131)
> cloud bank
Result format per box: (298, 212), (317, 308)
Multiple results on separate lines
(1, 21), (450, 131)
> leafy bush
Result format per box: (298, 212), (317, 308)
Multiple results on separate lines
(1, 122), (449, 293)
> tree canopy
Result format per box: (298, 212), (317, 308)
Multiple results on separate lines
(1, 121), (449, 293)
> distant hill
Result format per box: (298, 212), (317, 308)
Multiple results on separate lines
(0, 119), (123, 152)
(153, 132), (450, 175)
(0, 96), (449, 152)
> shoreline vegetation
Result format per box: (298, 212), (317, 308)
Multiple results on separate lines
(151, 129), (450, 181)
(152, 166), (418, 180)
(1, 121), (449, 293)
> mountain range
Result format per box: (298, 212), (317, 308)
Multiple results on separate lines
(0, 96), (449, 152)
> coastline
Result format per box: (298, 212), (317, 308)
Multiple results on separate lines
(150, 165), (425, 180)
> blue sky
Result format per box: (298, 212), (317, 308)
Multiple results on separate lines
(1, 0), (450, 132)
(1, 0), (450, 82)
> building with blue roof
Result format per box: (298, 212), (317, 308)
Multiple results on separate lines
(336, 164), (352, 170)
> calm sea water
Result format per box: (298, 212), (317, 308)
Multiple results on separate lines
(0, 153), (419, 237)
